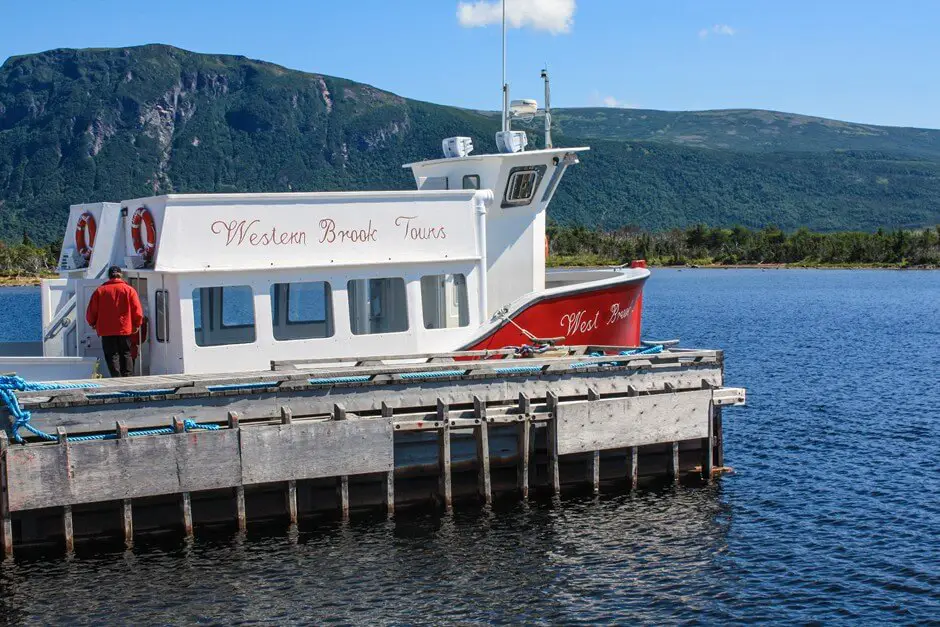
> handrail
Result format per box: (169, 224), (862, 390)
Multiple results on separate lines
(42, 294), (77, 341)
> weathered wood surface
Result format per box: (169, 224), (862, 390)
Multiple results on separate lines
(5, 429), (241, 511)
(13, 364), (725, 437)
(239, 418), (393, 485)
(555, 390), (713, 456)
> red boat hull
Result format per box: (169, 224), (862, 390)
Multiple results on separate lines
(464, 278), (647, 351)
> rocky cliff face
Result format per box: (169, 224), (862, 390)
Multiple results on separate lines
(0, 45), (494, 243)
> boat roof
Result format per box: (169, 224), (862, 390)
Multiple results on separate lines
(402, 146), (590, 169)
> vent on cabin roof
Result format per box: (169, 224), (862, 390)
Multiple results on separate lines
(442, 137), (474, 159)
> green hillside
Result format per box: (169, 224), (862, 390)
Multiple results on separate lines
(521, 108), (940, 157)
(1, 45), (938, 245)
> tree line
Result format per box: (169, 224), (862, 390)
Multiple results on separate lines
(0, 234), (57, 277)
(547, 224), (940, 267)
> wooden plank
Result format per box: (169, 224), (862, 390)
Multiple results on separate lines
(21, 350), (720, 404)
(473, 397), (491, 505)
(437, 400), (452, 512)
(240, 418), (393, 485)
(4, 428), (242, 512)
(546, 391), (560, 494)
(555, 390), (712, 456)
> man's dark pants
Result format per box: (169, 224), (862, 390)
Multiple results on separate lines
(101, 335), (134, 377)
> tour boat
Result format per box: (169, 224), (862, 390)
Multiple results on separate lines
(5, 70), (650, 380)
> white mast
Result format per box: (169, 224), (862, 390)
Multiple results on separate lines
(501, 0), (510, 132)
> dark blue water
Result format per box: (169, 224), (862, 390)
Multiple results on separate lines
(0, 270), (938, 624)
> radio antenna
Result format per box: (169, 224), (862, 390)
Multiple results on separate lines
(501, 0), (509, 132)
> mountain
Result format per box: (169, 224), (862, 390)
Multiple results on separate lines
(525, 108), (940, 157)
(1, 45), (938, 245)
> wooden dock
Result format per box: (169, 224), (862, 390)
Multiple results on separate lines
(0, 347), (745, 555)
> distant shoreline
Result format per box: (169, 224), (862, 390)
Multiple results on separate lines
(3, 263), (937, 289)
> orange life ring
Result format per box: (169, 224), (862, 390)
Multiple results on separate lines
(131, 207), (156, 261)
(75, 212), (97, 261)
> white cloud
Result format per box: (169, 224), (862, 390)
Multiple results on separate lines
(589, 91), (638, 109)
(457, 0), (576, 34)
(699, 24), (736, 39)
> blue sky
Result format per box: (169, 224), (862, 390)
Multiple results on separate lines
(0, 0), (937, 129)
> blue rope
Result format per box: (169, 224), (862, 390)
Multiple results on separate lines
(493, 365), (544, 374)
(207, 382), (277, 392)
(308, 375), (372, 385)
(0, 375), (218, 443)
(571, 344), (665, 368)
(399, 370), (465, 380)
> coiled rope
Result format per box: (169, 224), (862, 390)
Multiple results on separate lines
(0, 375), (219, 444)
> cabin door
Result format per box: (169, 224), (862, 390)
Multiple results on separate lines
(126, 277), (150, 376)
(75, 279), (107, 375)
(74, 277), (150, 378)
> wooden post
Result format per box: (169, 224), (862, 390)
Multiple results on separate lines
(173, 417), (194, 538)
(713, 406), (725, 468)
(0, 432), (12, 559)
(57, 428), (74, 554)
(670, 441), (680, 483)
(382, 403), (395, 517)
(591, 450), (601, 494)
(517, 393), (531, 499)
(338, 476), (350, 521)
(116, 421), (133, 548)
(227, 412), (246, 532)
(628, 446), (638, 490)
(546, 391), (561, 495)
(437, 399), (452, 512)
(279, 407), (298, 525)
(332, 403), (347, 421)
(702, 398), (714, 481)
(473, 396), (491, 505)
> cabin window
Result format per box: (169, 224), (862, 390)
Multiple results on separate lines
(421, 274), (470, 329)
(462, 175), (481, 190)
(347, 277), (408, 335)
(155, 290), (169, 342)
(192, 285), (256, 347)
(271, 281), (334, 341)
(501, 165), (547, 208)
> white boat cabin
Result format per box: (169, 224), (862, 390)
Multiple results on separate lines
(41, 147), (588, 376)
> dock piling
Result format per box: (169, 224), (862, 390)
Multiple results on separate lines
(473, 396), (492, 505)
(173, 418), (194, 538)
(546, 391), (561, 495)
(57, 428), (74, 554)
(116, 421), (134, 547)
(0, 432), (12, 559)
(628, 446), (638, 490)
(670, 441), (680, 483)
(516, 393), (532, 500)
(227, 412), (247, 531)
(437, 399), (452, 511)
(382, 403), (395, 517)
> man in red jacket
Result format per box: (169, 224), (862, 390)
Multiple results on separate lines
(85, 266), (144, 377)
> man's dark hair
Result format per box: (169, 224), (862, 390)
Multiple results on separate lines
(108, 265), (123, 279)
